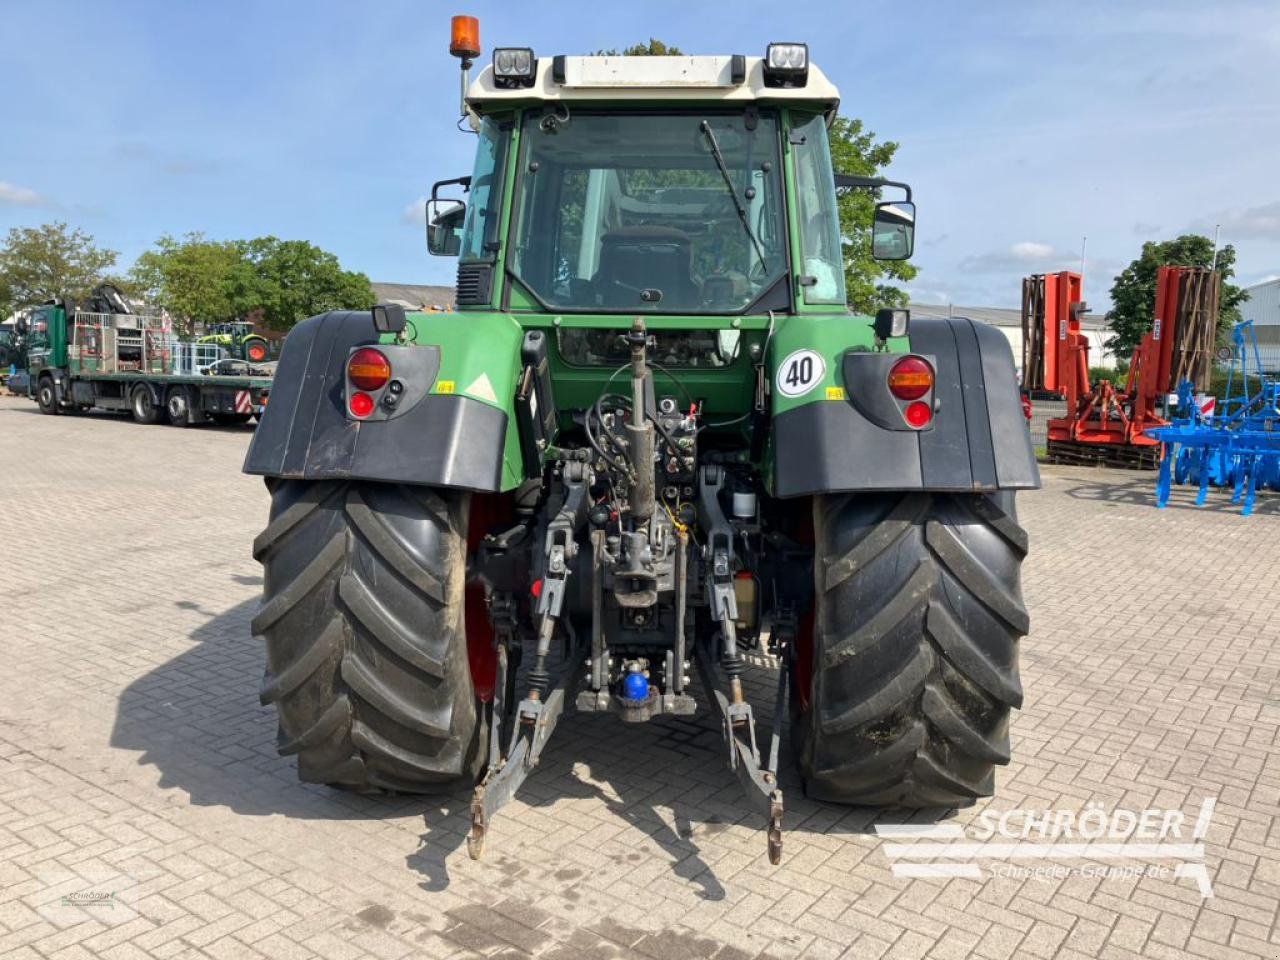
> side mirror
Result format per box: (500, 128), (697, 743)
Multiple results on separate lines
(14, 316), (29, 335)
(873, 308), (910, 340)
(872, 200), (916, 261)
(426, 198), (466, 256)
(372, 303), (406, 334)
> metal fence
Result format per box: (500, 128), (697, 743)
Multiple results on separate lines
(169, 340), (227, 375)
(1027, 399), (1065, 450)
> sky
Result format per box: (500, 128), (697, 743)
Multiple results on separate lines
(3, 0), (1279, 310)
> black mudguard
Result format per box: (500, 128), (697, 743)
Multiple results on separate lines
(243, 311), (507, 492)
(773, 317), (1039, 497)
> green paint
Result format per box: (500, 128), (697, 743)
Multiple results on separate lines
(25, 305), (68, 374)
(401, 310), (526, 489)
(767, 312), (908, 415)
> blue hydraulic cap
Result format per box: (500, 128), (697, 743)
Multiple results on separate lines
(621, 671), (649, 701)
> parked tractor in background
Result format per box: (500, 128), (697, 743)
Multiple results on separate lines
(245, 20), (1038, 864)
(198, 321), (271, 363)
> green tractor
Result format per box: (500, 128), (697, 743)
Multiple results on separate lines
(245, 28), (1037, 864)
(198, 321), (270, 363)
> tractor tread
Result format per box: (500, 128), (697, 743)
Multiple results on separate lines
(258, 618), (342, 705)
(340, 651), (453, 739)
(925, 519), (1030, 633)
(925, 599), (1024, 708)
(796, 492), (1028, 809)
(252, 482), (347, 561)
(338, 572), (446, 678)
(820, 642), (933, 735)
(255, 480), (482, 793)
(346, 489), (446, 603)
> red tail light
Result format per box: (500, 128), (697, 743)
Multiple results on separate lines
(904, 400), (933, 428)
(349, 391), (375, 418)
(887, 356), (933, 400)
(348, 348), (391, 391)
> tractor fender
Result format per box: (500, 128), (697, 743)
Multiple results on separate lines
(772, 317), (1040, 496)
(243, 310), (509, 492)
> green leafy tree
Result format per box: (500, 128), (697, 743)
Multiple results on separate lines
(130, 233), (251, 333)
(0, 222), (118, 316)
(597, 40), (684, 56)
(828, 117), (918, 313)
(242, 237), (375, 331)
(1106, 234), (1247, 356)
(131, 233), (374, 333)
(595, 42), (916, 313)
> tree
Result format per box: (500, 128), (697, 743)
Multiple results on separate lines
(1105, 235), (1248, 356)
(829, 117), (918, 313)
(130, 233), (374, 332)
(242, 237), (375, 331)
(597, 40), (684, 56)
(130, 233), (252, 333)
(0, 222), (118, 316)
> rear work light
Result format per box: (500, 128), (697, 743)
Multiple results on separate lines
(348, 348), (391, 392)
(493, 47), (536, 87)
(887, 356), (933, 401)
(763, 42), (808, 87)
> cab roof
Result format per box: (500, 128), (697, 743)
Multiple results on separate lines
(465, 55), (840, 114)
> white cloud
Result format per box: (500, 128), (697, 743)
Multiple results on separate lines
(400, 197), (427, 227)
(0, 181), (50, 207)
(958, 241), (1071, 273)
(1192, 201), (1280, 241)
(1009, 241), (1054, 260)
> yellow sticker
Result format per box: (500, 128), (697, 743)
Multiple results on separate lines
(436, 380), (455, 394)
(825, 387), (846, 401)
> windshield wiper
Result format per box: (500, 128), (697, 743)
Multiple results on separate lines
(699, 120), (768, 271)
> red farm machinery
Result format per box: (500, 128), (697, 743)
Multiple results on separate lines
(1021, 266), (1221, 468)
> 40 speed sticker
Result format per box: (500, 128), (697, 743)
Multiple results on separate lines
(775, 349), (826, 398)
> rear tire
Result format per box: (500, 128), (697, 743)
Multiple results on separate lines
(166, 387), (191, 427)
(131, 385), (160, 424)
(252, 480), (484, 792)
(37, 377), (59, 415)
(792, 492), (1028, 807)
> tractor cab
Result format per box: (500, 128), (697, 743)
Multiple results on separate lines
(426, 37), (912, 325)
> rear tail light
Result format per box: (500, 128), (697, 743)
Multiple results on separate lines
(887, 356), (933, 400)
(348, 348), (391, 391)
(904, 400), (933, 428)
(349, 391), (375, 418)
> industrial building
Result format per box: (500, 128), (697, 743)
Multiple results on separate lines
(1241, 277), (1280, 349)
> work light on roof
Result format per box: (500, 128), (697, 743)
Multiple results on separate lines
(492, 47), (537, 88)
(763, 42), (808, 87)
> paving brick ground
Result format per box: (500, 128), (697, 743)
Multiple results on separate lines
(2, 393), (1278, 960)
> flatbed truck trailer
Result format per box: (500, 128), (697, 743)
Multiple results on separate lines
(21, 303), (272, 426)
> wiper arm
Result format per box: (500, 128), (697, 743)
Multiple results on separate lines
(699, 120), (768, 270)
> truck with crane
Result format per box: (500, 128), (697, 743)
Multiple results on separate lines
(244, 18), (1039, 864)
(20, 284), (273, 425)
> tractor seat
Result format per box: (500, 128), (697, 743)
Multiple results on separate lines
(595, 227), (698, 309)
